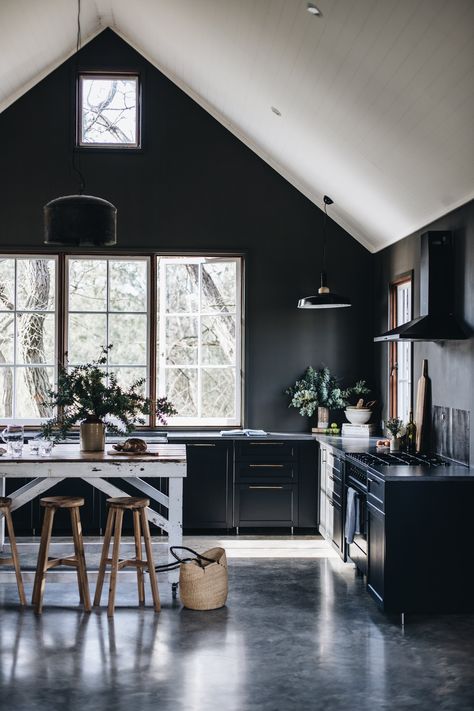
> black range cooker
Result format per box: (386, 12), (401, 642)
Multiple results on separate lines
(344, 451), (450, 576)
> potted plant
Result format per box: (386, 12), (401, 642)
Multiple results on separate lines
(286, 366), (346, 429)
(342, 380), (375, 425)
(386, 417), (404, 452)
(41, 346), (177, 451)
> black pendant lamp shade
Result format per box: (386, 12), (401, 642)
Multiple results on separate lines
(298, 196), (351, 309)
(44, 194), (117, 247)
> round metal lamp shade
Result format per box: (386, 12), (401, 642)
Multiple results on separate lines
(298, 292), (351, 308)
(44, 194), (117, 246)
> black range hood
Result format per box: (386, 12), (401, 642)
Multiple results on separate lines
(374, 231), (467, 342)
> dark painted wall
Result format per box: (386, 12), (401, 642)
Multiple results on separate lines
(0, 30), (373, 431)
(374, 200), (474, 462)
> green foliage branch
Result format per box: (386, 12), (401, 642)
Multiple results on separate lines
(41, 346), (177, 441)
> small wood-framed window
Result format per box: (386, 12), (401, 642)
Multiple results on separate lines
(389, 273), (413, 423)
(77, 73), (141, 148)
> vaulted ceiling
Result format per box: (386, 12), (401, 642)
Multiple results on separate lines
(1, 0), (473, 252)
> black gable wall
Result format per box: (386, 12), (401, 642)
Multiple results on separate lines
(0, 29), (373, 431)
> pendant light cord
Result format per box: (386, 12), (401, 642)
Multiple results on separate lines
(320, 195), (333, 289)
(322, 200), (328, 275)
(72, 0), (86, 194)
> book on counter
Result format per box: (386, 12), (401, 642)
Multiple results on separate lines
(219, 429), (268, 437)
(341, 423), (376, 437)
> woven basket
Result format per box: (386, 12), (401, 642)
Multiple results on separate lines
(179, 547), (228, 611)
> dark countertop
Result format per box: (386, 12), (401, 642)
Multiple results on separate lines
(165, 431), (315, 441)
(313, 434), (474, 481)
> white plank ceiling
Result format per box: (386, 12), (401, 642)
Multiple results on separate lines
(0, 0), (473, 251)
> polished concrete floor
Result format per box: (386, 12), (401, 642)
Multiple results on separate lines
(1, 539), (474, 711)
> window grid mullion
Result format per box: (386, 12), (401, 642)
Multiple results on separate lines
(197, 263), (202, 420)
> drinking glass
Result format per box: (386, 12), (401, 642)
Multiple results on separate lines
(39, 439), (53, 457)
(29, 440), (40, 456)
(1, 425), (24, 455)
(10, 440), (23, 458)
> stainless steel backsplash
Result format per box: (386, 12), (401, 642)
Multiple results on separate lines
(433, 406), (470, 465)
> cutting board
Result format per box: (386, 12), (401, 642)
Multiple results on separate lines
(415, 359), (430, 452)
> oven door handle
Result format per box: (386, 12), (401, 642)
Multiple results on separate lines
(347, 476), (367, 493)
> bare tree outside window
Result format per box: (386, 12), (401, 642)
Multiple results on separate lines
(157, 257), (242, 426)
(67, 257), (148, 400)
(79, 74), (139, 147)
(0, 257), (56, 420)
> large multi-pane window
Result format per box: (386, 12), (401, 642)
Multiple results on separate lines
(0, 253), (243, 428)
(157, 257), (242, 426)
(67, 257), (149, 396)
(0, 257), (56, 421)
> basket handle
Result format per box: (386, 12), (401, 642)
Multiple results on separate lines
(154, 546), (218, 572)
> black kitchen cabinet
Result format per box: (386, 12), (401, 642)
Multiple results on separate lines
(234, 438), (305, 531)
(367, 502), (385, 605)
(182, 442), (233, 529)
(235, 483), (296, 527)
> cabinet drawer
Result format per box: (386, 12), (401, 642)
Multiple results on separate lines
(327, 472), (342, 498)
(236, 462), (295, 482)
(235, 441), (296, 460)
(367, 473), (385, 511)
(327, 451), (343, 475)
(236, 484), (296, 526)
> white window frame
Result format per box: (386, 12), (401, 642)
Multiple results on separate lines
(0, 255), (58, 425)
(65, 255), (151, 402)
(157, 256), (243, 427)
(77, 73), (141, 149)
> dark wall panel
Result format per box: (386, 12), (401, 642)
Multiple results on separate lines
(0, 29), (373, 432)
(373, 200), (474, 462)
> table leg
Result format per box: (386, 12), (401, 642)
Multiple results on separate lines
(167, 478), (183, 588)
(1, 477), (5, 551)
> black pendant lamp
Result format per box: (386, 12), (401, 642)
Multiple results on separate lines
(43, 0), (117, 247)
(298, 195), (351, 309)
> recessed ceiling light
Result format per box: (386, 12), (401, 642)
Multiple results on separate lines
(307, 3), (321, 15)
(271, 106), (282, 116)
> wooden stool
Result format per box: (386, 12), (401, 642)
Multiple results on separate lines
(0, 497), (26, 606)
(32, 496), (91, 614)
(94, 497), (161, 617)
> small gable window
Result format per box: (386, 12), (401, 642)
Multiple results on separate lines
(77, 73), (140, 148)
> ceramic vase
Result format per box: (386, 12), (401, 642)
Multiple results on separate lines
(317, 407), (329, 429)
(80, 420), (106, 452)
(389, 436), (400, 452)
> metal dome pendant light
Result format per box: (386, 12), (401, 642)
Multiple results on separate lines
(298, 195), (351, 309)
(44, 0), (117, 247)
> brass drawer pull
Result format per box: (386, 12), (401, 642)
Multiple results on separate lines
(248, 486), (284, 490)
(249, 442), (284, 446)
(248, 464), (285, 468)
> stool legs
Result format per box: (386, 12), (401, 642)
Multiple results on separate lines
(3, 507), (26, 606)
(33, 501), (90, 614)
(94, 503), (161, 616)
(70, 506), (91, 612)
(107, 507), (124, 617)
(32, 507), (55, 614)
(140, 508), (161, 612)
(133, 509), (145, 606)
(94, 507), (115, 607)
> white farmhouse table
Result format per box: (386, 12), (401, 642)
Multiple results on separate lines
(0, 443), (187, 594)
